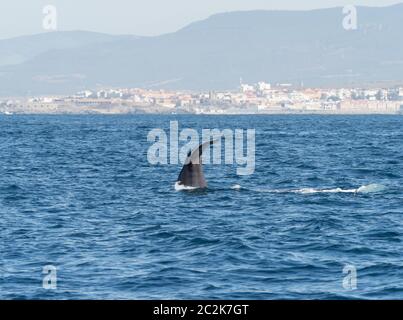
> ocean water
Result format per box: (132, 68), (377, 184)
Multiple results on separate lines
(1, 114), (402, 300)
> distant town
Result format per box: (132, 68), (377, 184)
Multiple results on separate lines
(1, 82), (403, 115)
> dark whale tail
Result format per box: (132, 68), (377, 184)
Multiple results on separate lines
(176, 140), (216, 189)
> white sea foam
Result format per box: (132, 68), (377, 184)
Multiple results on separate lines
(175, 183), (386, 194)
(174, 182), (198, 191)
(356, 184), (386, 194)
(241, 184), (386, 195)
(294, 187), (358, 194)
(295, 184), (386, 194)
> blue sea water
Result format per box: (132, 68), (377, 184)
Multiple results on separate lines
(0, 114), (402, 300)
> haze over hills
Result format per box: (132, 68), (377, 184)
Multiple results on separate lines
(0, 31), (136, 67)
(1, 4), (403, 96)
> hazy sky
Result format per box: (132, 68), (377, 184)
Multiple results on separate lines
(1, 0), (401, 39)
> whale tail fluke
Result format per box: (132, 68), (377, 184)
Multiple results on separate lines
(176, 140), (216, 189)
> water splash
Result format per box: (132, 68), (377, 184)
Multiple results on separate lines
(174, 182), (198, 191)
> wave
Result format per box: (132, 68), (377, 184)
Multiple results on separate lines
(231, 183), (386, 195)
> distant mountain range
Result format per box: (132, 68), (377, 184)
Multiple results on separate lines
(1, 4), (403, 96)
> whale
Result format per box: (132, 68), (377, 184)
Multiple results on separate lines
(176, 140), (216, 189)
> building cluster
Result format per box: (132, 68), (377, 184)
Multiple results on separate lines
(1, 83), (403, 114)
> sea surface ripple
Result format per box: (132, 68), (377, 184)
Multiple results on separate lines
(1, 115), (402, 299)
